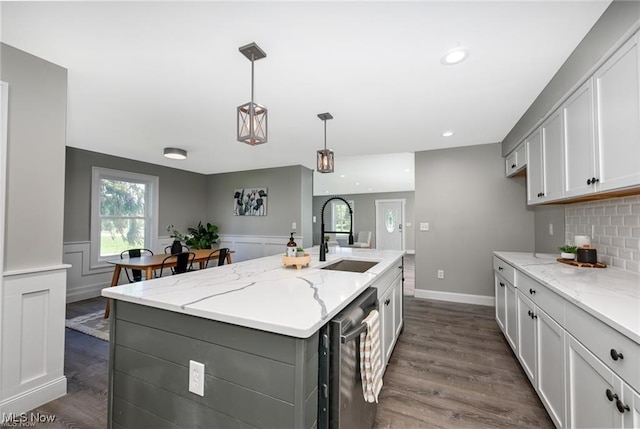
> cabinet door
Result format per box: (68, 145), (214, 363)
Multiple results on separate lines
(380, 287), (394, 367)
(517, 291), (537, 384)
(566, 335), (623, 429)
(595, 34), (640, 192)
(505, 282), (518, 353)
(537, 309), (566, 429)
(527, 128), (544, 204)
(392, 275), (403, 338)
(564, 78), (597, 198)
(622, 383), (640, 428)
(541, 108), (564, 202)
(495, 274), (507, 332)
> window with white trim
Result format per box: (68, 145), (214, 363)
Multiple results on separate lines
(329, 200), (354, 233)
(91, 167), (158, 266)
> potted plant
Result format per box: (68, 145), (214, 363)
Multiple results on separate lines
(296, 246), (304, 257)
(166, 225), (185, 254)
(559, 245), (578, 260)
(185, 221), (219, 249)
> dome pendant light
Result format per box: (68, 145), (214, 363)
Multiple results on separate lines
(237, 42), (268, 146)
(316, 112), (334, 174)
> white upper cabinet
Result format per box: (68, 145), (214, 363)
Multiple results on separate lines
(506, 142), (527, 177)
(594, 33), (640, 193)
(527, 110), (564, 205)
(563, 78), (597, 198)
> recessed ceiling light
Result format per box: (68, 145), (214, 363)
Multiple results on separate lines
(368, 187), (373, 191)
(442, 131), (454, 137)
(355, 182), (360, 186)
(441, 47), (470, 65)
(340, 174), (345, 178)
(404, 168), (411, 173)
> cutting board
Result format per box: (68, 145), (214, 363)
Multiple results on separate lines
(557, 258), (606, 268)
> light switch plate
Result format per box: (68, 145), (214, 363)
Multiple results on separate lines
(189, 360), (205, 396)
(292, 222), (297, 229)
(420, 222), (429, 231)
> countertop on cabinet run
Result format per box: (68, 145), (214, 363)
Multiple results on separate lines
(494, 251), (640, 344)
(102, 247), (405, 338)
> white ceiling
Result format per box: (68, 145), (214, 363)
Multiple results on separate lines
(1, 1), (611, 195)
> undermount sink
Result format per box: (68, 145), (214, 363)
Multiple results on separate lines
(320, 259), (378, 273)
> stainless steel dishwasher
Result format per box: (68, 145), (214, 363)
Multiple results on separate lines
(318, 287), (378, 429)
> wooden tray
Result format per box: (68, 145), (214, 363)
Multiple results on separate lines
(557, 258), (606, 268)
(283, 253), (311, 270)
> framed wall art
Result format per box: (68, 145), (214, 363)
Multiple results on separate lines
(233, 188), (267, 216)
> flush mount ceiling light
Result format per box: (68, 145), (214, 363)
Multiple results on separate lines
(237, 42), (267, 146)
(317, 112), (335, 174)
(442, 130), (455, 137)
(440, 47), (470, 65)
(163, 147), (187, 160)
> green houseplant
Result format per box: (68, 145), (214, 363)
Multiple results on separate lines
(185, 222), (219, 249)
(559, 245), (578, 260)
(296, 246), (304, 257)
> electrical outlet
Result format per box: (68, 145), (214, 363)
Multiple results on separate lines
(189, 360), (205, 396)
(548, 223), (554, 235)
(313, 216), (316, 223)
(437, 269), (444, 279)
(292, 222), (297, 229)
(420, 222), (430, 231)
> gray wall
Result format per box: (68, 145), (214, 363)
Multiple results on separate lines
(64, 147), (207, 242)
(503, 1), (640, 155)
(1, 44), (67, 271)
(415, 143), (534, 297)
(205, 165), (314, 246)
(312, 191), (415, 250)
(534, 205), (566, 253)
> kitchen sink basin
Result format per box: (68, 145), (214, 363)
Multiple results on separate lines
(320, 259), (378, 273)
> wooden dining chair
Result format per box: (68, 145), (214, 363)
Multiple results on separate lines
(205, 248), (230, 268)
(120, 248), (154, 282)
(159, 252), (195, 277)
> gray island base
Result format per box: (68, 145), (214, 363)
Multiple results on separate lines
(109, 301), (318, 429)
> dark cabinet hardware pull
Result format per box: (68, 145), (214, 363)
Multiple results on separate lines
(610, 349), (624, 361)
(384, 299), (391, 306)
(511, 163), (517, 169)
(529, 288), (536, 295)
(616, 399), (630, 413)
(527, 310), (537, 319)
(606, 389), (617, 402)
(587, 178), (592, 185)
(498, 266), (504, 271)
(499, 282), (505, 287)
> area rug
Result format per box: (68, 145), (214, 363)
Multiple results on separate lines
(65, 310), (110, 341)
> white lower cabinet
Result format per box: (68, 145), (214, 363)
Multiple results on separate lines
(495, 274), (507, 331)
(374, 262), (404, 370)
(623, 383), (640, 428)
(566, 335), (631, 428)
(517, 291), (537, 384)
(505, 280), (518, 352)
(537, 309), (566, 429)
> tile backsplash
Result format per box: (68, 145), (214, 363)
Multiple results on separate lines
(565, 195), (640, 273)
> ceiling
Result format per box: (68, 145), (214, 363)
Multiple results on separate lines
(1, 1), (611, 195)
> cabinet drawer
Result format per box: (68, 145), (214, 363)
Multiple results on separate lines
(493, 256), (515, 285)
(565, 302), (640, 392)
(517, 272), (564, 324)
(371, 262), (403, 297)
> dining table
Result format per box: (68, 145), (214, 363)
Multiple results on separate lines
(103, 248), (234, 318)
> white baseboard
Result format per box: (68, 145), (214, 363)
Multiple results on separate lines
(414, 289), (494, 307)
(0, 377), (67, 423)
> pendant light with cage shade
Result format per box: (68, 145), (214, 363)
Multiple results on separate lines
(237, 42), (268, 146)
(317, 113), (334, 173)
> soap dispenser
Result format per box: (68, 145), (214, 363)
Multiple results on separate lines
(286, 233), (297, 257)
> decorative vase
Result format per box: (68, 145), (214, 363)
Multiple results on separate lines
(171, 240), (182, 255)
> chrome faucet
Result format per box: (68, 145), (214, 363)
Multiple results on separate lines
(320, 196), (354, 261)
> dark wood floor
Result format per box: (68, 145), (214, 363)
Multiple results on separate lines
(26, 262), (552, 428)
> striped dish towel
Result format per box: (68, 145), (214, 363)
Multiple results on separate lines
(359, 309), (383, 403)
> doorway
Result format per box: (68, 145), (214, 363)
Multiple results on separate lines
(375, 199), (405, 251)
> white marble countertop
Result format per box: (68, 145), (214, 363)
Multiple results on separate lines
(102, 247), (405, 338)
(494, 251), (640, 344)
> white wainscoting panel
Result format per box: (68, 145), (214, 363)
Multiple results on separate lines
(218, 234), (301, 263)
(64, 242), (114, 303)
(0, 267), (67, 420)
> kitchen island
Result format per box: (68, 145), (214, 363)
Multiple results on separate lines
(102, 247), (405, 429)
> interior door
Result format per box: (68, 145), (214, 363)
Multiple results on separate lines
(375, 200), (403, 251)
